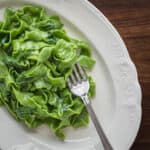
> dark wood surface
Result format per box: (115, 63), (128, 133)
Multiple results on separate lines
(89, 0), (150, 150)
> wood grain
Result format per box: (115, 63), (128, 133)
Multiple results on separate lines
(89, 0), (150, 149)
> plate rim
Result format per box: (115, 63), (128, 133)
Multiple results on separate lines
(84, 0), (142, 149)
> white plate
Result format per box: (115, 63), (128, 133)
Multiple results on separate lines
(0, 0), (142, 150)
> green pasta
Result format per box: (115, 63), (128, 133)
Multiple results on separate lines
(0, 6), (96, 139)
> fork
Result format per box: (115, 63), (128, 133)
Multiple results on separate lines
(67, 63), (113, 150)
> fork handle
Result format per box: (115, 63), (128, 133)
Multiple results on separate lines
(81, 95), (113, 150)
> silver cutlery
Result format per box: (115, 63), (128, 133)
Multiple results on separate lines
(67, 63), (113, 150)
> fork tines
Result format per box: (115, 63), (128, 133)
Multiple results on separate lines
(67, 63), (87, 87)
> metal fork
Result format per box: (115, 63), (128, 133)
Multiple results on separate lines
(67, 63), (113, 150)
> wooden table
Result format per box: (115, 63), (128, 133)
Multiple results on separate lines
(89, 0), (150, 149)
